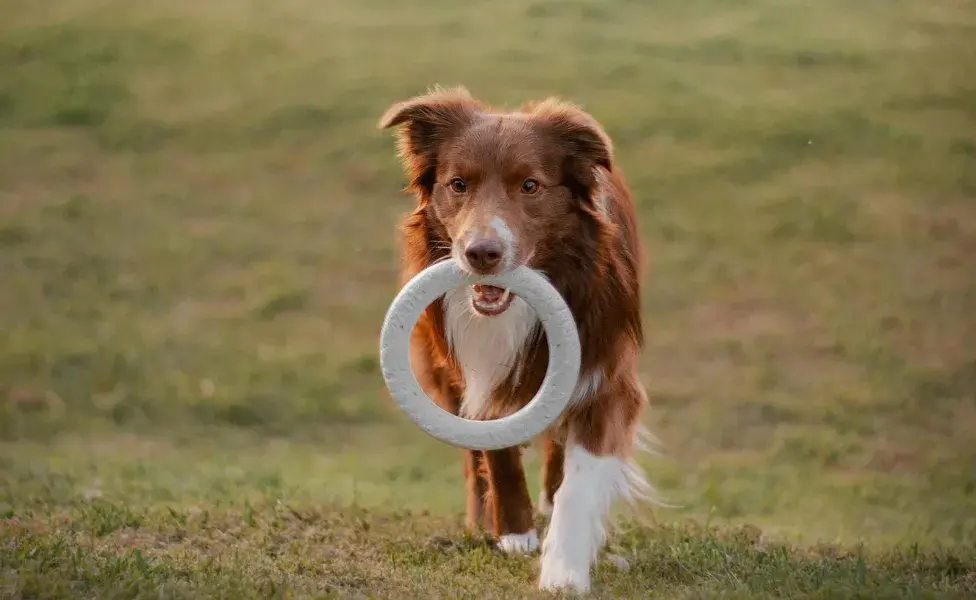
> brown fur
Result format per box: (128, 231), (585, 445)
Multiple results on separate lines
(379, 86), (647, 542)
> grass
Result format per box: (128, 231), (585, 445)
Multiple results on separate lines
(1, 0), (975, 596)
(1, 440), (973, 600)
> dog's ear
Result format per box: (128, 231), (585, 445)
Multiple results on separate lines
(378, 86), (484, 192)
(523, 98), (613, 201)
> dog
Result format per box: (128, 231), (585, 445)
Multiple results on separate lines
(378, 86), (653, 593)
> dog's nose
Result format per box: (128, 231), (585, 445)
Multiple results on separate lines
(464, 238), (504, 274)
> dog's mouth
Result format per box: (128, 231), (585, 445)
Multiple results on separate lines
(471, 284), (515, 317)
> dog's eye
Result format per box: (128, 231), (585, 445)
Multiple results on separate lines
(449, 178), (467, 194)
(521, 179), (539, 194)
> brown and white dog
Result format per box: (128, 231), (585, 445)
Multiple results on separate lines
(379, 86), (653, 593)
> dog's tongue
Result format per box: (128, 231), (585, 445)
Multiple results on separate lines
(473, 284), (505, 302)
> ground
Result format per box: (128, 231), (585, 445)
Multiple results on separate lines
(1, 0), (975, 597)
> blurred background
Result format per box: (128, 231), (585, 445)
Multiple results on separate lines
(2, 0), (974, 554)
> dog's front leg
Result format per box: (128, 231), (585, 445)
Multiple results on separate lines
(538, 382), (651, 594)
(484, 447), (538, 554)
(538, 444), (621, 593)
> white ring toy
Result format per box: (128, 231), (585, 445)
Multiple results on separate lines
(379, 259), (581, 451)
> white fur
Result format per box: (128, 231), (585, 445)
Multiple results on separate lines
(538, 444), (652, 593)
(490, 216), (516, 262)
(444, 288), (538, 419)
(498, 530), (539, 554)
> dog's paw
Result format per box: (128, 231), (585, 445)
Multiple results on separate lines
(538, 563), (590, 595)
(539, 538), (591, 594)
(536, 491), (553, 517)
(497, 530), (539, 554)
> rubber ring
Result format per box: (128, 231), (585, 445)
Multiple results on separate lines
(379, 259), (581, 450)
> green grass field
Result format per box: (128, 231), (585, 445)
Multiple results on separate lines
(2, 0), (975, 597)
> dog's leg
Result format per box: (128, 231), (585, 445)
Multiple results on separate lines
(484, 447), (538, 554)
(538, 437), (564, 517)
(538, 379), (650, 594)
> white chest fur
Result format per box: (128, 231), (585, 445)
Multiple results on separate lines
(444, 287), (538, 419)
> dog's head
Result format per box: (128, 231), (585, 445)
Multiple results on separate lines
(380, 86), (614, 316)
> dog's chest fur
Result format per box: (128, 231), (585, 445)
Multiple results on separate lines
(443, 288), (538, 419)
